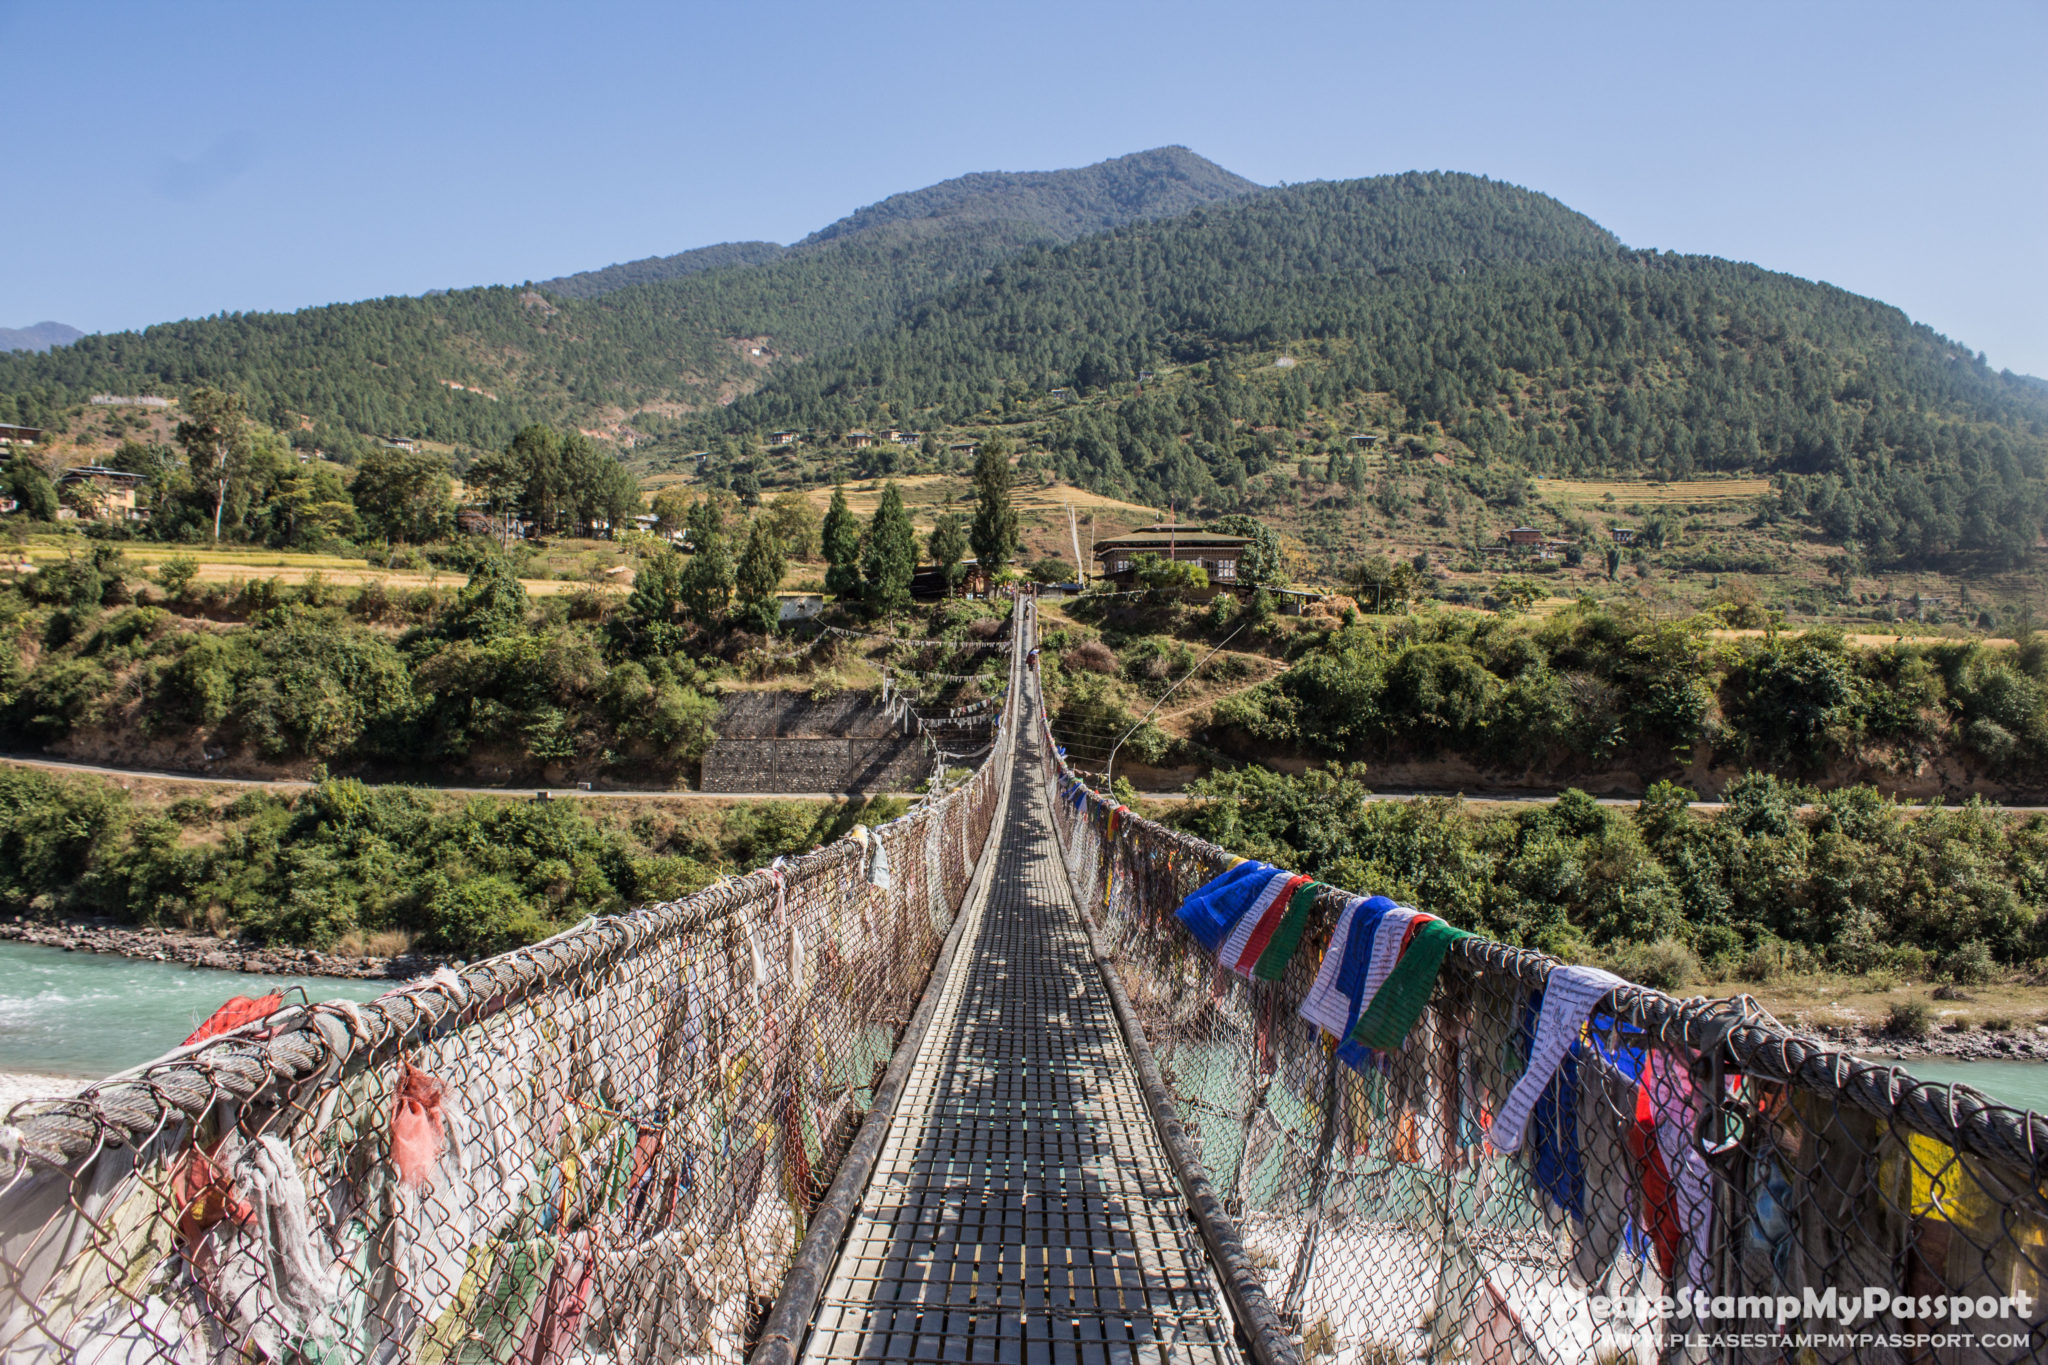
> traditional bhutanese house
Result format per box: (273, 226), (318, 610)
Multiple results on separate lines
(767, 431), (799, 447)
(911, 558), (992, 601)
(57, 466), (148, 520)
(1091, 524), (1254, 587)
(1610, 526), (1638, 545)
(845, 431), (875, 449)
(1499, 525), (1575, 560)
(0, 424), (41, 447)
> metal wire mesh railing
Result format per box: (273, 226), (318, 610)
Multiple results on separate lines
(0, 606), (1022, 1365)
(1027, 605), (2048, 1365)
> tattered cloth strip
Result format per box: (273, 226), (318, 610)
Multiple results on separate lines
(1346, 918), (1473, 1052)
(1487, 965), (1626, 1154)
(392, 1060), (450, 1189)
(846, 825), (892, 890)
(210, 1135), (339, 1360)
(824, 626), (1006, 650)
(182, 993), (285, 1046)
(1173, 859), (1272, 955)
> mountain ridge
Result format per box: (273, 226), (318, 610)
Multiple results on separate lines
(0, 322), (84, 354)
(535, 241), (789, 300)
(0, 148), (1271, 449)
(798, 145), (1263, 247)
(532, 146), (1260, 302)
(0, 154), (2041, 571)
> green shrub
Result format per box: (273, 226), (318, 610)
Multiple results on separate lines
(155, 554), (201, 599)
(1884, 1001), (1932, 1040)
(1607, 937), (1701, 992)
(421, 873), (552, 956)
(1941, 939), (1999, 986)
(13, 657), (112, 737)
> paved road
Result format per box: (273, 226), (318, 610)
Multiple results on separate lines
(0, 754), (849, 801)
(10, 752), (2042, 814)
(1113, 787), (2048, 814)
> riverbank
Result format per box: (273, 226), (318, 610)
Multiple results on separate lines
(1816, 1021), (2048, 1064)
(0, 941), (400, 1086)
(0, 1071), (84, 1109)
(0, 915), (443, 980)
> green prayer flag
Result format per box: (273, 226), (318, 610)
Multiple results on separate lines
(1346, 918), (1472, 1051)
(1253, 881), (1322, 982)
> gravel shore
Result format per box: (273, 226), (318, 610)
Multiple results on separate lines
(1814, 1021), (2048, 1064)
(0, 1071), (87, 1111)
(1, 915), (446, 980)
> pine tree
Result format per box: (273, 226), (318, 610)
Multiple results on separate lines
(615, 545), (688, 656)
(822, 480), (861, 600)
(968, 436), (1018, 572)
(679, 496), (735, 623)
(928, 512), (969, 593)
(861, 482), (917, 615)
(735, 517), (787, 632)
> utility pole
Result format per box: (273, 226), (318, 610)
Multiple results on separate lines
(1069, 503), (1087, 586)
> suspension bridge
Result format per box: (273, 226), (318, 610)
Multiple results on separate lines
(3, 596), (2046, 1364)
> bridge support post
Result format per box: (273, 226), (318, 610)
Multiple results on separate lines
(1279, 1047), (1345, 1328)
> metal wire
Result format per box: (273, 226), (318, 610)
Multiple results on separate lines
(0, 619), (1021, 1365)
(9, 589), (2048, 1365)
(1031, 599), (2048, 1365)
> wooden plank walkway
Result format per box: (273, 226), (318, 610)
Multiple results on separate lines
(800, 725), (1242, 1365)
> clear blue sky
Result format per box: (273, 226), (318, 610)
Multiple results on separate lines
(4, 0), (2043, 373)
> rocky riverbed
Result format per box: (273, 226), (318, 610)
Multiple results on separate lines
(1813, 1020), (2048, 1063)
(7, 914), (2043, 1067)
(0, 915), (445, 981)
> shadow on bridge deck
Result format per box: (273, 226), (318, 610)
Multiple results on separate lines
(800, 727), (1243, 1365)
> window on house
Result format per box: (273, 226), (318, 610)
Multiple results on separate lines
(1215, 561), (1236, 579)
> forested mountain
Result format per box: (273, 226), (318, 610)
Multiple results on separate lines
(0, 148), (1262, 451)
(539, 145), (1255, 300)
(0, 322), (83, 354)
(3, 150), (2044, 566)
(535, 241), (789, 299)
(686, 175), (2048, 565)
(797, 145), (1261, 246)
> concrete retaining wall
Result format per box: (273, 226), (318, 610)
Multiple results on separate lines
(700, 692), (930, 793)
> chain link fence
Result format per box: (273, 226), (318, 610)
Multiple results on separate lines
(0, 617), (1019, 1365)
(12, 586), (2048, 1365)
(1034, 659), (2048, 1364)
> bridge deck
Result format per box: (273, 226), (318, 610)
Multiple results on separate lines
(801, 728), (1242, 1365)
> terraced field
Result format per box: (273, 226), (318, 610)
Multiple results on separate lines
(1534, 476), (1773, 506)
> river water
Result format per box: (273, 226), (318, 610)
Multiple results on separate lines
(8, 940), (2048, 1118)
(0, 940), (398, 1085)
(1868, 1057), (2048, 1113)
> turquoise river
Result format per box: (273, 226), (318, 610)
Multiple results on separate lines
(3, 941), (2047, 1115)
(0, 940), (396, 1083)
